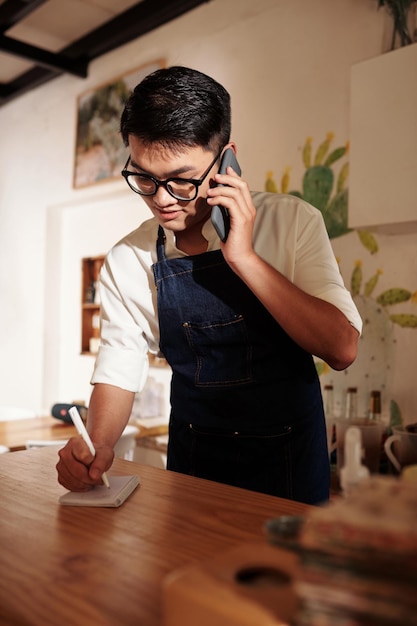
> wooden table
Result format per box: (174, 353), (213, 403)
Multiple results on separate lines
(0, 415), (168, 451)
(0, 447), (309, 626)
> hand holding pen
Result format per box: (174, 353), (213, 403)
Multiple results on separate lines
(68, 406), (110, 489)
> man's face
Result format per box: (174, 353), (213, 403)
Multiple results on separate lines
(127, 136), (220, 233)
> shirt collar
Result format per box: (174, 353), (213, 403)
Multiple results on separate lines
(164, 218), (221, 257)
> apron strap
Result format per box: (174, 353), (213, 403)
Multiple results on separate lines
(156, 226), (166, 262)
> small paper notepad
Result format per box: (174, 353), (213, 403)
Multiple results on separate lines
(59, 475), (140, 507)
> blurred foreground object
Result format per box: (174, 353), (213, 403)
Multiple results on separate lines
(297, 476), (417, 624)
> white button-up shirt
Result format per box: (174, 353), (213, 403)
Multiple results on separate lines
(91, 192), (362, 392)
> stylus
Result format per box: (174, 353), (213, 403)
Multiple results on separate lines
(69, 406), (110, 488)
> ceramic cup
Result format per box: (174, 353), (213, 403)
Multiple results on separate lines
(384, 426), (417, 473)
(335, 418), (383, 476)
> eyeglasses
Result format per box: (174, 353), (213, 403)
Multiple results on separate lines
(121, 148), (222, 202)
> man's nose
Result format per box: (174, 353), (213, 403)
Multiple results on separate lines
(154, 185), (177, 207)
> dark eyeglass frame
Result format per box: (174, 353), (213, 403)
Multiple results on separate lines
(121, 148), (223, 202)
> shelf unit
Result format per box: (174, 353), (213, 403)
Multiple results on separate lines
(80, 254), (169, 367)
(81, 255), (104, 355)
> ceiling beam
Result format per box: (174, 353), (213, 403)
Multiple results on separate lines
(62, 0), (212, 60)
(0, 65), (59, 99)
(0, 0), (48, 35)
(0, 0), (211, 107)
(0, 35), (88, 77)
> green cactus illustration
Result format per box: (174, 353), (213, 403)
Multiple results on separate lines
(266, 132), (415, 424)
(364, 269), (383, 297)
(373, 288), (417, 327)
(265, 133), (350, 239)
(324, 188), (349, 239)
(351, 239), (417, 328)
(265, 171), (278, 193)
(314, 132), (334, 165)
(390, 400), (403, 428)
(389, 314), (417, 328)
(336, 162), (349, 193)
(302, 166), (334, 211)
(357, 230), (379, 255)
(325, 146), (347, 168)
(376, 288), (412, 306)
(350, 260), (363, 297)
(317, 255), (417, 421)
(302, 137), (312, 168)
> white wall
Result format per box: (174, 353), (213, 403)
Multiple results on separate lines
(43, 190), (148, 407)
(2, 0), (415, 420)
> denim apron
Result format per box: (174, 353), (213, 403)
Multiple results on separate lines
(152, 226), (330, 504)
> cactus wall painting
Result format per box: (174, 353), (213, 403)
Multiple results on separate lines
(266, 132), (350, 239)
(266, 133), (417, 423)
(321, 257), (417, 423)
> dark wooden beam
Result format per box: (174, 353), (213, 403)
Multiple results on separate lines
(0, 0), (48, 35)
(0, 0), (211, 107)
(0, 35), (88, 77)
(0, 65), (60, 100)
(62, 0), (212, 59)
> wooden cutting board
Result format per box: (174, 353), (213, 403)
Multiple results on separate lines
(163, 542), (299, 626)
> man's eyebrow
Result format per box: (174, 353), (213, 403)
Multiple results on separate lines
(129, 159), (195, 178)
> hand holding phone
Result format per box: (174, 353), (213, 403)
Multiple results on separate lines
(211, 148), (242, 242)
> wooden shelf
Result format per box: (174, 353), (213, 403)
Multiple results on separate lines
(81, 255), (104, 354)
(80, 255), (170, 367)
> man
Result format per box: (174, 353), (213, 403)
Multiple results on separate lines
(57, 66), (361, 504)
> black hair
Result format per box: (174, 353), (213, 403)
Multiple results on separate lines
(120, 66), (231, 153)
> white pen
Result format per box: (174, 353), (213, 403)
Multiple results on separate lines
(69, 406), (110, 489)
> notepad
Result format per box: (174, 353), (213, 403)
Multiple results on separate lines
(59, 475), (140, 507)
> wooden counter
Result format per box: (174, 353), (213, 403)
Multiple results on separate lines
(0, 415), (168, 451)
(0, 446), (309, 626)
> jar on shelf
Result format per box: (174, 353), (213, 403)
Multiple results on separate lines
(323, 384), (334, 420)
(369, 390), (381, 422)
(345, 387), (358, 419)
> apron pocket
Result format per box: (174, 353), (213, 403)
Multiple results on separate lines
(187, 422), (293, 498)
(182, 315), (252, 386)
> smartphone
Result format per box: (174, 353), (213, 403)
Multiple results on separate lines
(211, 148), (242, 242)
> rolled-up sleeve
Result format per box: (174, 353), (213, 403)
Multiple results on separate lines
(90, 221), (161, 392)
(252, 192), (362, 335)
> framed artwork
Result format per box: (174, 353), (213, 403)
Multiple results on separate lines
(73, 59), (164, 189)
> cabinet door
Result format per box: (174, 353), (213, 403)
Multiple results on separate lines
(349, 44), (417, 233)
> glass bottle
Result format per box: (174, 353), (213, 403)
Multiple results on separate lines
(369, 390), (381, 421)
(323, 384), (334, 420)
(345, 387), (358, 419)
(323, 384), (336, 457)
